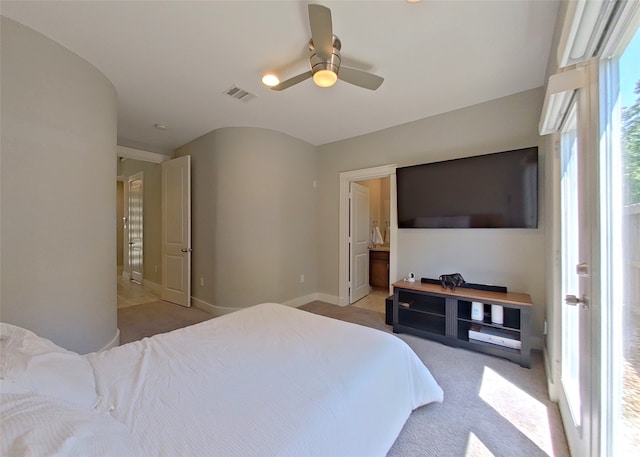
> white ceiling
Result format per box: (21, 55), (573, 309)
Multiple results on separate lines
(1, 0), (560, 152)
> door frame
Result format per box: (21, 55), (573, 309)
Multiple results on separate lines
(338, 164), (397, 306)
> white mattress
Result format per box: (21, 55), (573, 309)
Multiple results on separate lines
(88, 303), (443, 456)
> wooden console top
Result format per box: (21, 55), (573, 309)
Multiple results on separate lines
(393, 280), (533, 307)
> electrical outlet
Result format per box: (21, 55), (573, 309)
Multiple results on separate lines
(200, 277), (204, 287)
(300, 274), (305, 283)
(154, 265), (158, 273)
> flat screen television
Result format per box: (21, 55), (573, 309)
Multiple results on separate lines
(396, 147), (538, 229)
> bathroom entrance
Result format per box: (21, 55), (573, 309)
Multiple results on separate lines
(355, 176), (391, 311)
(338, 165), (397, 314)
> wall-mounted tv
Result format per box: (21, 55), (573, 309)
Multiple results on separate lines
(397, 147), (538, 229)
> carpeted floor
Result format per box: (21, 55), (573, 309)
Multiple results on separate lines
(300, 300), (391, 332)
(118, 300), (570, 456)
(118, 300), (213, 344)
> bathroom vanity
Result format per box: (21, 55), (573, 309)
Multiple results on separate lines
(369, 247), (390, 288)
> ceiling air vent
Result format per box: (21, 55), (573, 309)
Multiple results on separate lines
(224, 85), (256, 102)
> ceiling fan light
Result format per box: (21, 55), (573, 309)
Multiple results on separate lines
(313, 69), (337, 88)
(261, 73), (280, 87)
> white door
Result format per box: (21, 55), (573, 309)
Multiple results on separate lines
(161, 156), (191, 307)
(349, 182), (370, 303)
(559, 99), (592, 456)
(127, 172), (144, 284)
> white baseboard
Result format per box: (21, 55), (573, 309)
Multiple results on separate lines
(121, 272), (160, 294)
(314, 293), (339, 305)
(282, 293), (318, 308)
(99, 328), (120, 351)
(543, 344), (559, 401)
(279, 292), (340, 308)
(191, 297), (237, 317)
(142, 279), (161, 294)
(191, 292), (340, 317)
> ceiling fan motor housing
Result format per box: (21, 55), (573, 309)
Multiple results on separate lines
(309, 35), (341, 75)
(310, 50), (341, 75)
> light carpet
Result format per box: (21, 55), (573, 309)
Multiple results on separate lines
(118, 300), (213, 344)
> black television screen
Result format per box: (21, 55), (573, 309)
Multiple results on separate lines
(397, 147), (538, 229)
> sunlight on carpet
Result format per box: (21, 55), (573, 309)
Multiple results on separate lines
(479, 366), (554, 456)
(464, 432), (495, 457)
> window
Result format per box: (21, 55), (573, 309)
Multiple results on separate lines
(601, 24), (640, 457)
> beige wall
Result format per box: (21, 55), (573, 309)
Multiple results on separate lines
(0, 17), (118, 354)
(176, 127), (317, 311)
(121, 159), (162, 285)
(316, 88), (547, 347)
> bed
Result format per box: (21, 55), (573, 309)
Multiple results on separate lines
(1, 302), (443, 456)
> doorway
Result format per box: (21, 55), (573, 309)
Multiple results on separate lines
(127, 172), (144, 284)
(352, 176), (392, 313)
(338, 164), (397, 310)
(558, 93), (592, 456)
(117, 154), (164, 307)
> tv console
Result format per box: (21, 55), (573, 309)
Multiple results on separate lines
(392, 280), (532, 368)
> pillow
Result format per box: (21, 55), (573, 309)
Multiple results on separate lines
(0, 323), (100, 410)
(1, 393), (142, 457)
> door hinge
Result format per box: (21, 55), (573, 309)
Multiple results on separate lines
(576, 262), (589, 277)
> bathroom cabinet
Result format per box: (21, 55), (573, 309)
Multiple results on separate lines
(369, 249), (390, 288)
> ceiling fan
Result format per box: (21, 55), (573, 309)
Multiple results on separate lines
(265, 4), (384, 91)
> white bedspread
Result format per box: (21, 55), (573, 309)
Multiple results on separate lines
(88, 303), (443, 456)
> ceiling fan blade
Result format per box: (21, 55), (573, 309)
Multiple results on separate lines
(338, 67), (384, 90)
(308, 4), (333, 58)
(271, 71), (313, 91)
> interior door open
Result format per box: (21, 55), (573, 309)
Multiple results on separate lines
(161, 156), (191, 307)
(127, 172), (144, 284)
(349, 181), (370, 303)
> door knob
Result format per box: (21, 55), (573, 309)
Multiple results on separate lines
(181, 248), (193, 253)
(565, 294), (589, 309)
